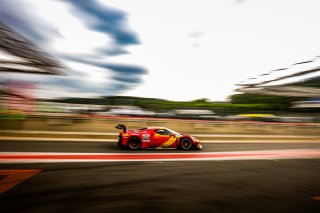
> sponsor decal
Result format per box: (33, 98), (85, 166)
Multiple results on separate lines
(142, 134), (150, 142)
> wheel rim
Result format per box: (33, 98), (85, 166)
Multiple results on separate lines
(131, 141), (137, 148)
(129, 139), (140, 149)
(182, 139), (192, 149)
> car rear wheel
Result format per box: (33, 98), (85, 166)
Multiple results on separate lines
(179, 138), (193, 150)
(128, 137), (141, 150)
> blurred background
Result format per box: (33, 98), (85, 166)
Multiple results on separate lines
(1, 2), (320, 212)
(0, 0), (319, 133)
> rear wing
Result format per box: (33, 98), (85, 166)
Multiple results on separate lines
(115, 124), (127, 133)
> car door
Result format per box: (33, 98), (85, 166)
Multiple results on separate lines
(152, 128), (174, 147)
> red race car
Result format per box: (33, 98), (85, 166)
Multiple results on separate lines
(115, 124), (203, 150)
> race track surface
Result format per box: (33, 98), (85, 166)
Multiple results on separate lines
(0, 141), (320, 212)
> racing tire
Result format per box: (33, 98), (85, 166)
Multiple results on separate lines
(179, 138), (193, 150)
(127, 137), (141, 150)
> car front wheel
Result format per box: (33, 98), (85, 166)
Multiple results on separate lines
(179, 138), (193, 150)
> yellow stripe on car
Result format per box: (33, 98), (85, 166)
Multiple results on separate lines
(160, 137), (177, 147)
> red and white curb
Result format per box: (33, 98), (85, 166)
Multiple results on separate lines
(1, 149), (320, 163)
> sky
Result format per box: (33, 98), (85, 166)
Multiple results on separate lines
(0, 0), (320, 101)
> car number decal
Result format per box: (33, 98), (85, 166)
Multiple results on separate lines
(142, 134), (150, 142)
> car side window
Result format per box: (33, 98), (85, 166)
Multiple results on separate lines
(154, 129), (161, 135)
(155, 129), (171, 135)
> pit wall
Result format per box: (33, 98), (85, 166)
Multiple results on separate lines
(1, 116), (320, 135)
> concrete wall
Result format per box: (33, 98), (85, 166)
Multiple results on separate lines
(1, 116), (320, 135)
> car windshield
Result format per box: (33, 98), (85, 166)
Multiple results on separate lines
(166, 128), (182, 136)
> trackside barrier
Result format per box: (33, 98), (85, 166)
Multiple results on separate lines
(0, 115), (320, 135)
(1, 130), (320, 142)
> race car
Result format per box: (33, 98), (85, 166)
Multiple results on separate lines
(115, 124), (203, 150)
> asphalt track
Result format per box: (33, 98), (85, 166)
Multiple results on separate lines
(0, 141), (320, 212)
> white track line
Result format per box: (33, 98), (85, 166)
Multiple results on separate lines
(0, 149), (320, 163)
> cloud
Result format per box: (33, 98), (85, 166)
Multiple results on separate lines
(233, 0), (247, 5)
(63, 0), (140, 51)
(60, 54), (147, 84)
(103, 64), (147, 75)
(112, 75), (143, 84)
(0, 0), (147, 98)
(189, 32), (204, 38)
(188, 31), (204, 47)
(0, 0), (60, 44)
(106, 64), (147, 84)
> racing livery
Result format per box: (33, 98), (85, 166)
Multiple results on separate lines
(115, 124), (203, 150)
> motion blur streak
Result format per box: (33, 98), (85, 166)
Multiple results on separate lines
(1, 149), (320, 163)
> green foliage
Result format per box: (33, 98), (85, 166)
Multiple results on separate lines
(43, 95), (296, 114)
(230, 93), (304, 105)
(0, 109), (26, 120)
(228, 93), (313, 113)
